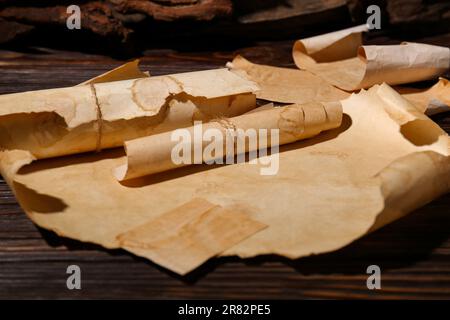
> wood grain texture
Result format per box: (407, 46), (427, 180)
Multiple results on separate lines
(0, 39), (450, 299)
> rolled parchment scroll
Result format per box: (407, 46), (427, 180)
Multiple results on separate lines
(0, 68), (259, 159)
(114, 101), (343, 180)
(293, 25), (450, 91)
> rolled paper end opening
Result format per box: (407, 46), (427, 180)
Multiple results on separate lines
(323, 101), (344, 130)
(357, 46), (368, 63)
(113, 163), (128, 182)
(292, 40), (313, 69)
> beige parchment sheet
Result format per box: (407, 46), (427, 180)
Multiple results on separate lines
(1, 78), (449, 275)
(292, 24), (450, 91)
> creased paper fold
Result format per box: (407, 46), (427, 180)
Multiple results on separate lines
(118, 198), (267, 275)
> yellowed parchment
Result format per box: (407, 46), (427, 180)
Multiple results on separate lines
(1, 82), (449, 275)
(115, 101), (342, 180)
(293, 25), (450, 91)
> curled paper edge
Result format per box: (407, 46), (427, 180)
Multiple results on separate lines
(78, 59), (150, 85)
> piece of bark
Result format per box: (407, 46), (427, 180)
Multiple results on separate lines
(387, 0), (450, 24)
(112, 0), (232, 21)
(236, 0), (347, 24)
(0, 0), (351, 47)
(0, 18), (34, 44)
(228, 0), (352, 40)
(2, 0), (450, 48)
(0, 0), (232, 44)
(0, 2), (130, 40)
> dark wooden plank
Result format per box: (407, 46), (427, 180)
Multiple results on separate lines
(0, 39), (450, 299)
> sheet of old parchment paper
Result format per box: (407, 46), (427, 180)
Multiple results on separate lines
(292, 25), (450, 91)
(1, 80), (449, 275)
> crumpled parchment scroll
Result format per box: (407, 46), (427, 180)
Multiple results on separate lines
(115, 101), (342, 181)
(292, 24), (450, 91)
(0, 66), (258, 160)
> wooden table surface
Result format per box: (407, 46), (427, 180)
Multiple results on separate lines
(1, 36), (450, 299)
